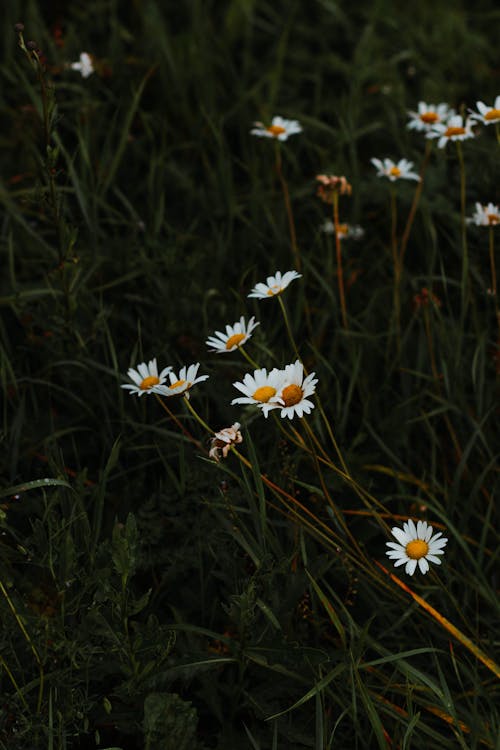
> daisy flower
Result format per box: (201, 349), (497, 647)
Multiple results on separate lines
(70, 52), (94, 78)
(468, 202), (500, 227)
(386, 519), (448, 575)
(407, 102), (454, 132)
(231, 367), (286, 417)
(250, 116), (302, 142)
(371, 157), (420, 182)
(209, 422), (243, 461)
(321, 220), (365, 240)
(270, 360), (318, 419)
(206, 316), (259, 354)
(248, 270), (302, 300)
(121, 358), (172, 397)
(158, 363), (209, 398)
(426, 114), (475, 148)
(469, 96), (500, 125)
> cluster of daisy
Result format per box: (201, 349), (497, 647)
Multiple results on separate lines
(121, 359), (208, 399)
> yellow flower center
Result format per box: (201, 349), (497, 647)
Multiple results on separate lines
(420, 111), (439, 124)
(225, 333), (246, 350)
(487, 213), (500, 225)
(140, 375), (160, 390)
(267, 125), (286, 136)
(252, 385), (276, 402)
(169, 379), (186, 390)
(444, 126), (465, 137)
(281, 384), (303, 407)
(405, 539), (429, 560)
(485, 108), (500, 121)
(389, 166), (401, 177)
(267, 284), (282, 296)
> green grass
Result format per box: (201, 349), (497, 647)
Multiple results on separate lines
(0, 1), (499, 748)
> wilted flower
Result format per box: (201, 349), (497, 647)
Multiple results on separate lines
(371, 157), (420, 182)
(468, 202), (500, 227)
(248, 270), (302, 299)
(407, 102), (454, 132)
(386, 519), (448, 575)
(121, 358), (171, 397)
(70, 52), (94, 78)
(426, 114), (475, 148)
(206, 316), (259, 354)
(316, 174), (352, 203)
(157, 363), (209, 398)
(469, 96), (500, 125)
(250, 116), (302, 141)
(209, 422), (243, 461)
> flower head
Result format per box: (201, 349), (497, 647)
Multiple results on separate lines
(426, 113), (475, 148)
(157, 363), (209, 398)
(407, 102), (454, 132)
(70, 52), (94, 78)
(321, 220), (364, 241)
(250, 116), (302, 142)
(469, 96), (500, 125)
(371, 157), (420, 182)
(206, 316), (259, 354)
(121, 358), (172, 397)
(270, 360), (317, 419)
(468, 202), (500, 227)
(248, 270), (302, 300)
(209, 422), (243, 461)
(316, 174), (352, 203)
(231, 367), (286, 417)
(386, 519), (448, 575)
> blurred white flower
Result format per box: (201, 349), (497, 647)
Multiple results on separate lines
(70, 52), (94, 78)
(250, 116), (302, 141)
(469, 96), (500, 125)
(209, 422), (243, 461)
(231, 367), (286, 417)
(371, 157), (420, 182)
(157, 363), (209, 398)
(121, 358), (171, 397)
(321, 220), (364, 240)
(468, 202), (500, 227)
(386, 519), (448, 575)
(407, 102), (454, 132)
(248, 270), (302, 299)
(206, 316), (259, 354)
(270, 360), (317, 419)
(426, 114), (475, 148)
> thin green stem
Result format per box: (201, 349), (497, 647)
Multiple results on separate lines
(399, 139), (432, 267)
(456, 141), (469, 313)
(239, 345), (260, 370)
(277, 294), (302, 365)
(275, 142), (301, 271)
(390, 187), (401, 354)
(333, 193), (348, 329)
(488, 226), (497, 299)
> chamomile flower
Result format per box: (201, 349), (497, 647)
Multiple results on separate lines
(121, 358), (172, 397)
(426, 114), (475, 148)
(231, 367), (286, 417)
(248, 270), (302, 300)
(371, 158), (420, 182)
(70, 52), (94, 78)
(468, 202), (500, 227)
(386, 519), (448, 575)
(206, 316), (259, 354)
(407, 102), (454, 132)
(270, 360), (318, 420)
(469, 96), (500, 125)
(250, 116), (302, 141)
(321, 220), (365, 240)
(158, 363), (209, 398)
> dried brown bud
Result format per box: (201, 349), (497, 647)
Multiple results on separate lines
(26, 40), (37, 50)
(14, 22), (25, 33)
(316, 174), (352, 203)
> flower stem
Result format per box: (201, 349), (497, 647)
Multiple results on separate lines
(399, 139), (431, 267)
(456, 141), (469, 313)
(277, 294), (302, 365)
(275, 143), (301, 271)
(390, 187), (402, 354)
(333, 193), (348, 329)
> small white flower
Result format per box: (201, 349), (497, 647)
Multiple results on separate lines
(426, 114), (475, 148)
(407, 102), (454, 132)
(270, 360), (317, 420)
(321, 220), (365, 240)
(121, 358), (172, 397)
(468, 202), (500, 227)
(250, 116), (302, 142)
(70, 52), (94, 78)
(248, 270), (302, 300)
(157, 363), (209, 398)
(209, 422), (243, 461)
(231, 367), (286, 417)
(206, 316), (259, 354)
(371, 157), (420, 182)
(386, 519), (448, 575)
(469, 96), (500, 125)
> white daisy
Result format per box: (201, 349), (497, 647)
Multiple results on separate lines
(270, 360), (318, 420)
(121, 358), (172, 397)
(468, 202), (500, 227)
(321, 220), (365, 240)
(386, 519), (448, 575)
(248, 270), (302, 300)
(206, 316), (259, 354)
(231, 367), (286, 417)
(250, 116), (302, 142)
(407, 102), (454, 132)
(371, 157), (420, 182)
(426, 114), (475, 148)
(469, 96), (500, 125)
(157, 363), (209, 398)
(70, 52), (94, 78)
